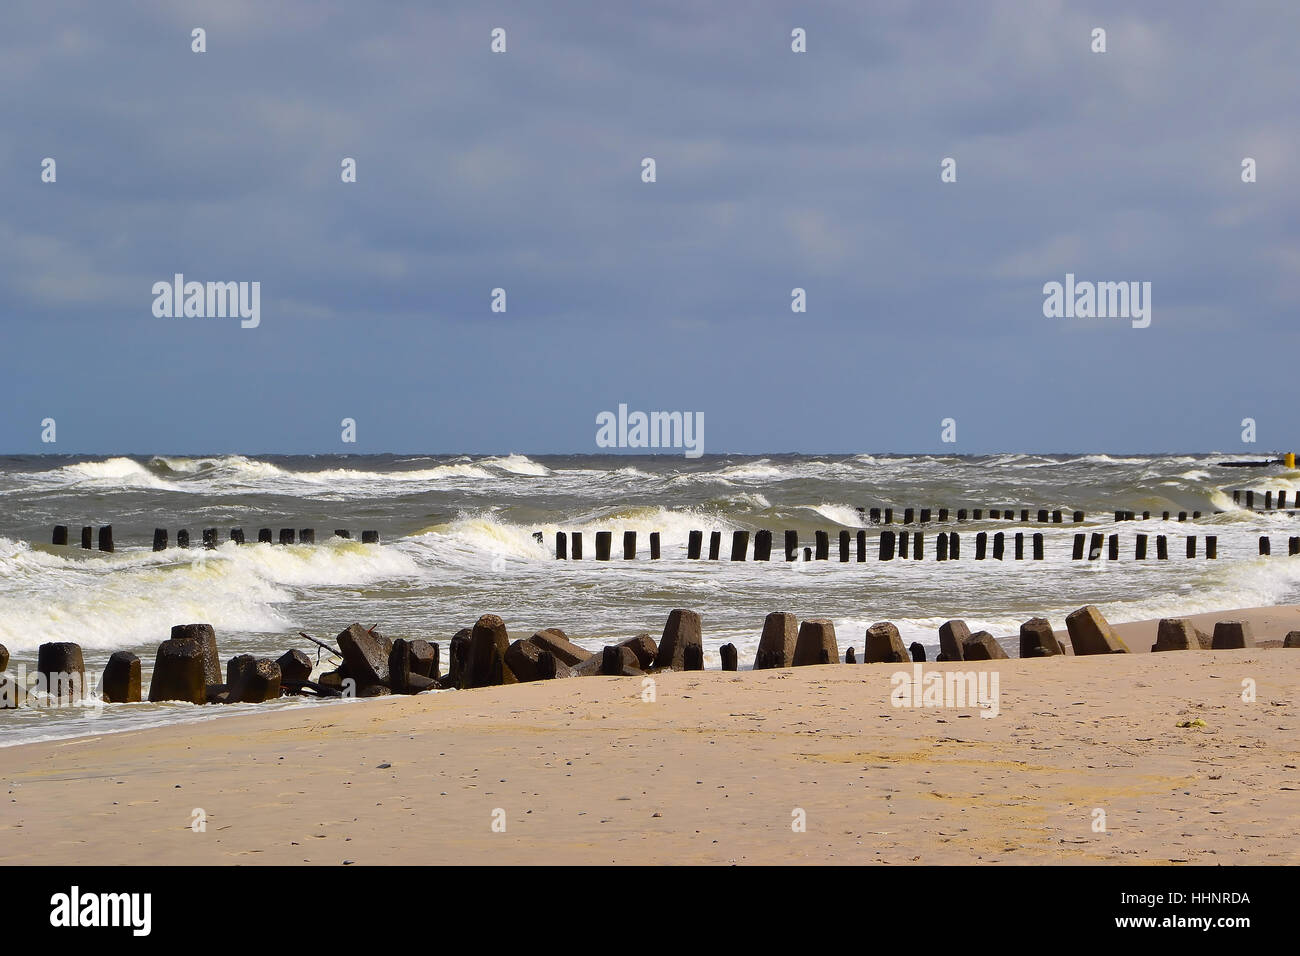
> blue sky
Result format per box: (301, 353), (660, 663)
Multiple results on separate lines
(2, 0), (1297, 454)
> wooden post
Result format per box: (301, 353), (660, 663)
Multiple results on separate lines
(624, 530), (637, 560)
(904, 508), (914, 524)
(1020, 509), (1029, 523)
(1088, 532), (1103, 560)
(1052, 510), (1062, 523)
(919, 508), (931, 524)
(708, 531), (721, 560)
(52, 525), (68, 546)
(898, 530), (909, 559)
(856, 529), (866, 562)
(752, 530), (769, 561)
(957, 509), (968, 521)
(1108, 534), (1118, 560)
(839, 530), (850, 562)
(572, 531), (583, 559)
(1157, 535), (1168, 560)
(649, 531), (661, 559)
(1072, 510), (1084, 523)
(178, 530), (191, 547)
(1037, 509), (1048, 523)
(720, 644), (738, 671)
(1259, 536), (1271, 555)
(730, 530), (749, 561)
(595, 530), (612, 560)
(202, 528), (218, 549)
(80, 526), (92, 549)
(936, 532), (948, 561)
(1135, 533), (1148, 559)
(687, 530), (702, 559)
(299, 529), (315, 544)
(814, 530), (829, 560)
(912, 532), (924, 560)
(98, 526), (114, 553)
(279, 529), (295, 545)
(361, 531), (380, 544)
(992, 532), (1004, 560)
(1014, 532), (1024, 560)
(257, 528), (271, 543)
(152, 528), (168, 551)
(785, 529), (798, 561)
(949, 532), (960, 559)
(879, 531), (895, 560)
(883, 508), (894, 524)
(1206, 535), (1216, 559)
(975, 532), (987, 560)
(869, 508), (880, 524)
(938, 508), (949, 522)
(556, 531), (567, 559)
(1187, 536), (1197, 558)
(1072, 533), (1085, 560)
(1032, 532), (1044, 560)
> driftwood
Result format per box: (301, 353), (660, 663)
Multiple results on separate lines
(281, 679), (344, 698)
(299, 631), (342, 657)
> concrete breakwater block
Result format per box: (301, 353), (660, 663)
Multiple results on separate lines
(37, 642), (86, 703)
(387, 638), (436, 694)
(1152, 618), (1210, 652)
(937, 620), (970, 662)
(148, 640), (207, 704)
(653, 609), (703, 671)
(618, 633), (658, 669)
(527, 628), (592, 667)
(462, 614), (516, 688)
(793, 619), (838, 667)
(506, 639), (574, 681)
(863, 622), (910, 663)
(170, 624), (221, 686)
(962, 631), (1009, 661)
(754, 611), (797, 669)
(337, 623), (392, 690)
(276, 649), (313, 688)
(1065, 606), (1130, 655)
(408, 640), (438, 680)
(1019, 618), (1064, 657)
(1211, 621), (1255, 649)
(101, 651), (142, 703)
(226, 658), (283, 703)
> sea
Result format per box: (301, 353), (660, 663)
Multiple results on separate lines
(2, 452), (1297, 745)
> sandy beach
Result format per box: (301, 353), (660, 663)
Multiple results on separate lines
(2, 606), (1297, 866)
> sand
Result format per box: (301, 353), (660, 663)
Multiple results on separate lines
(1, 606), (1298, 866)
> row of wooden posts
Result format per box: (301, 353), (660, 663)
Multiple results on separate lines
(1232, 489), (1300, 512)
(547, 529), (1295, 561)
(50, 525), (380, 553)
(860, 506), (1215, 524)
(855, 506), (1084, 524)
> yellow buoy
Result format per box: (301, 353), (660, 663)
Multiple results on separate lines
(1287, 453), (1296, 470)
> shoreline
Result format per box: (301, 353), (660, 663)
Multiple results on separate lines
(1, 604), (1297, 865)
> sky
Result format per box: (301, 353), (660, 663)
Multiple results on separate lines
(1, 0), (1297, 455)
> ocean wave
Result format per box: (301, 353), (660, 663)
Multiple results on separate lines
(0, 536), (421, 652)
